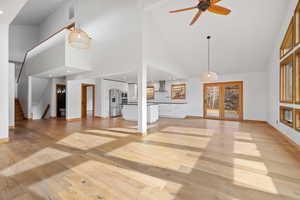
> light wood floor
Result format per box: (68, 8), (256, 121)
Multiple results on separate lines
(1, 118), (300, 200)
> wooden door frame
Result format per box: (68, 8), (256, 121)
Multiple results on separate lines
(203, 81), (244, 121)
(56, 83), (66, 119)
(81, 84), (96, 119)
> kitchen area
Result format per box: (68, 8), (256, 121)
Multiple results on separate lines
(109, 80), (188, 124)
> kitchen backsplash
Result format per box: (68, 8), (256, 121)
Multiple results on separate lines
(127, 80), (187, 103)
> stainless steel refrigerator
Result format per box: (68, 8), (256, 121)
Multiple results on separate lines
(109, 89), (122, 117)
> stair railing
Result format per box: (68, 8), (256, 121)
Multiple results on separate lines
(17, 23), (75, 83)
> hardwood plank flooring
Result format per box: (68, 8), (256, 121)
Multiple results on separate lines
(0, 118), (300, 200)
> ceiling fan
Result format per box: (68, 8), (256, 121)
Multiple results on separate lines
(169, 0), (231, 25)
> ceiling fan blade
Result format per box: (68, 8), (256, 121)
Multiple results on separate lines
(208, 5), (231, 15)
(211, 0), (222, 3)
(169, 6), (198, 13)
(190, 11), (202, 25)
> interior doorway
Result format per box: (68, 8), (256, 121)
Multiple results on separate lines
(56, 84), (66, 119)
(204, 81), (243, 121)
(81, 84), (95, 119)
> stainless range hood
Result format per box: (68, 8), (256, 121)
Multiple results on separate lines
(158, 80), (167, 92)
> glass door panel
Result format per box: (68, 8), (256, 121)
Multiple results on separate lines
(204, 82), (243, 120)
(296, 52), (300, 104)
(285, 63), (293, 102)
(224, 84), (241, 120)
(205, 86), (221, 118)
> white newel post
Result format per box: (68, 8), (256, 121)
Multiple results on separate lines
(138, 65), (147, 135)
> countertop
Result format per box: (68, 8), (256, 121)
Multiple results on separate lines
(148, 102), (187, 105)
(122, 103), (158, 106)
(122, 102), (187, 106)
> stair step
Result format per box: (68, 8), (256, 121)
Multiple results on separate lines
(15, 99), (25, 121)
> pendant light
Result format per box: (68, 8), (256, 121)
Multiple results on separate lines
(200, 36), (218, 82)
(68, 0), (91, 49)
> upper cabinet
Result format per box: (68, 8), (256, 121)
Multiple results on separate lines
(280, 18), (294, 58)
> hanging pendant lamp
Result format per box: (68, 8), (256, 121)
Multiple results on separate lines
(200, 36), (218, 82)
(68, 0), (91, 49)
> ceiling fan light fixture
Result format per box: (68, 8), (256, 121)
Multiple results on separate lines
(169, 0), (231, 25)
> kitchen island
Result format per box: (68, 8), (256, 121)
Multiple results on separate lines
(122, 102), (188, 123)
(122, 103), (159, 124)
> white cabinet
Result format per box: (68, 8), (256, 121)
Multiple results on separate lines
(122, 104), (159, 124)
(159, 104), (187, 118)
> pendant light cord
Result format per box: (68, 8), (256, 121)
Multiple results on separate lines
(207, 36), (211, 73)
(75, 0), (80, 29)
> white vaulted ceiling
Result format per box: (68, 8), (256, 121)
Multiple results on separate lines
(0, 0), (29, 24)
(144, 0), (296, 76)
(11, 0), (70, 26)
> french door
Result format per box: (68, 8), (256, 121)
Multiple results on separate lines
(204, 81), (243, 121)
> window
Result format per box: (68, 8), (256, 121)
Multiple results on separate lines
(295, 4), (300, 45)
(280, 18), (294, 58)
(296, 49), (300, 104)
(280, 55), (294, 103)
(280, 106), (294, 128)
(147, 86), (155, 100)
(171, 84), (186, 100)
(295, 109), (300, 132)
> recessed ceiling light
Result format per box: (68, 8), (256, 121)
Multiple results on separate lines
(67, 70), (71, 73)
(0, 10), (4, 15)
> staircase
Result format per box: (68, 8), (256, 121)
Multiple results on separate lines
(15, 99), (24, 121)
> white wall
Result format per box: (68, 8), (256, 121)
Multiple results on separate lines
(24, 41), (66, 77)
(9, 25), (39, 62)
(66, 78), (96, 120)
(267, 0), (300, 145)
(87, 86), (93, 112)
(31, 77), (51, 120)
(187, 72), (269, 121)
(0, 24), (9, 139)
(39, 1), (74, 41)
(9, 63), (15, 127)
(96, 79), (128, 118)
(143, 12), (187, 78)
